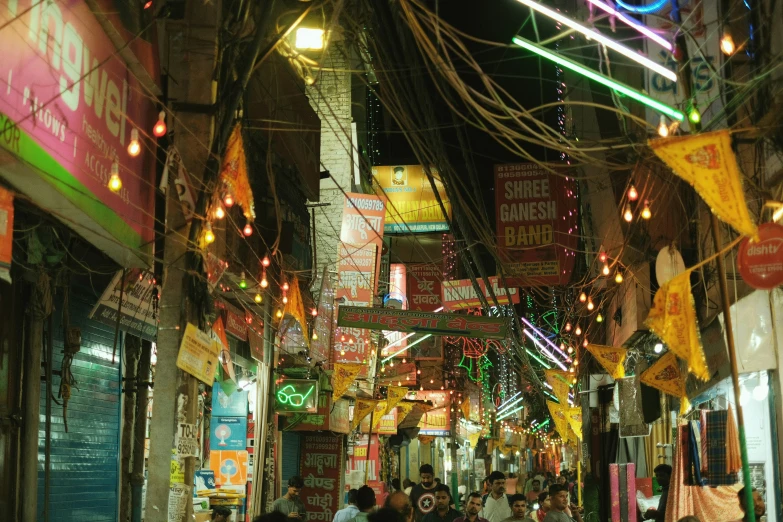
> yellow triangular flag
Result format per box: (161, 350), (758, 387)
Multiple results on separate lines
(284, 275), (309, 347)
(566, 407), (582, 441)
(547, 401), (570, 442)
(645, 269), (709, 381)
(585, 344), (627, 379)
(385, 386), (408, 415)
(372, 401), (387, 430)
(650, 130), (758, 241)
(397, 402), (415, 424)
(545, 369), (572, 404)
(460, 397), (470, 419)
(351, 399), (378, 431)
(332, 363), (362, 402)
(640, 352), (686, 398)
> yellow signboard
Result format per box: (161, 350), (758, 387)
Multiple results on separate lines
(372, 165), (452, 233)
(176, 323), (220, 384)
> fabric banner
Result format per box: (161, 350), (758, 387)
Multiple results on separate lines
(397, 402), (415, 424)
(566, 408), (582, 441)
(645, 269), (710, 381)
(385, 386), (408, 414)
(284, 275), (309, 346)
(584, 344), (627, 379)
(371, 401), (387, 430)
(640, 352), (685, 397)
(351, 399), (378, 431)
(460, 397), (470, 419)
(545, 369), (572, 404)
(220, 125), (255, 220)
(547, 401), (570, 443)
(332, 363), (362, 402)
(650, 130), (758, 241)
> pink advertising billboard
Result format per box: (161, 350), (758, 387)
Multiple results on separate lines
(0, 0), (156, 249)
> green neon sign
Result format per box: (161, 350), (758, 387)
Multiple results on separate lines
(274, 379), (319, 413)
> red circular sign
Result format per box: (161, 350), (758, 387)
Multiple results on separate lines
(737, 223), (783, 289)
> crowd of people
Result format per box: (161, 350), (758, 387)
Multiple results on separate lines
(206, 464), (767, 522)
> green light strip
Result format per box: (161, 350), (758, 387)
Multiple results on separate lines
(511, 36), (685, 121)
(526, 349), (552, 369)
(382, 334), (432, 363)
(532, 419), (551, 432)
(497, 404), (525, 421)
(544, 391), (559, 402)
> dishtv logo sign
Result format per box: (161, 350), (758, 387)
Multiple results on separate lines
(5, 0), (129, 147)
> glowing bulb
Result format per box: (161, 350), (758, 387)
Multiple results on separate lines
(223, 193), (234, 208)
(214, 205), (225, 219)
(623, 205), (633, 222)
(569, 366), (575, 373)
(282, 295), (288, 305)
(574, 359), (580, 366)
(282, 282), (290, 291)
(720, 31), (736, 55)
(599, 251), (607, 263)
(108, 161), (122, 192)
(602, 264), (611, 276)
(658, 115), (669, 137)
(567, 346), (574, 354)
(688, 105), (701, 124)
(312, 332), (318, 341)
(587, 299), (595, 311)
(583, 339), (589, 347)
(417, 369), (421, 375)
(579, 292), (587, 303)
(348, 338), (354, 345)
(615, 272), (624, 284)
(575, 326), (582, 336)
(276, 309), (283, 319)
(239, 272), (247, 289)
(627, 184), (639, 201)
(565, 322), (572, 332)
(254, 292), (263, 303)
(153, 111), (167, 137)
(203, 222), (215, 244)
(654, 343), (663, 354)
(243, 222), (253, 236)
(127, 128), (141, 156)
(311, 309), (318, 317)
(390, 361), (394, 368)
(262, 256), (270, 267)
(572, 378), (577, 385)
(260, 277), (268, 289)
(341, 335), (346, 342)
(596, 313), (603, 323)
(641, 201), (652, 220)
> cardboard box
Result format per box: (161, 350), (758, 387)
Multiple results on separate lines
(194, 513), (212, 522)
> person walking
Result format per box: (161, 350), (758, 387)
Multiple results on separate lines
(274, 476), (308, 520)
(334, 489), (360, 522)
(410, 464), (438, 522)
(350, 486), (379, 522)
(501, 494), (536, 522)
(455, 493), (489, 522)
(481, 472), (512, 522)
(423, 485), (462, 522)
(542, 485), (582, 522)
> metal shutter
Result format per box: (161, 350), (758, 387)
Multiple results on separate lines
(38, 280), (121, 522)
(280, 432), (301, 497)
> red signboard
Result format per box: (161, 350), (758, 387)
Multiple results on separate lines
(494, 163), (578, 286)
(0, 0), (155, 246)
(407, 264), (442, 312)
(339, 193), (386, 292)
(336, 243), (377, 305)
(346, 434), (380, 483)
(221, 300), (249, 340)
(441, 276), (520, 310)
(415, 390), (451, 436)
(737, 223), (783, 290)
(300, 434), (342, 522)
(332, 326), (370, 377)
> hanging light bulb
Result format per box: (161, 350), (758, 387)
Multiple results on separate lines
(243, 222), (253, 236)
(579, 292), (587, 303)
(565, 322), (572, 332)
(239, 272), (247, 289)
(602, 264), (611, 276)
(654, 343), (663, 354)
(567, 346), (574, 354)
(615, 271), (624, 284)
(262, 256), (270, 267)
(127, 128), (141, 156)
(627, 184), (639, 201)
(254, 292), (263, 303)
(282, 282), (290, 292)
(311, 309), (318, 317)
(153, 111), (167, 137)
(260, 272), (268, 289)
(574, 359), (580, 366)
(214, 205), (225, 219)
(688, 104), (701, 124)
(282, 295), (288, 305)
(596, 313), (603, 323)
(203, 222), (215, 245)
(658, 115), (669, 137)
(587, 299), (595, 311)
(623, 204), (633, 222)
(276, 309), (283, 319)
(720, 30), (736, 55)
(583, 338), (589, 348)
(641, 200), (652, 220)
(572, 377), (578, 385)
(223, 193), (235, 208)
(599, 251), (608, 263)
(569, 366), (575, 373)
(575, 325), (582, 336)
(108, 160), (122, 193)
(312, 331), (318, 341)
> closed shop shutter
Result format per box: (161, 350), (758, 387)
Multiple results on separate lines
(38, 277), (121, 522)
(281, 431), (301, 497)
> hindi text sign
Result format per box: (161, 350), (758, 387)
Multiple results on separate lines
(176, 323), (220, 384)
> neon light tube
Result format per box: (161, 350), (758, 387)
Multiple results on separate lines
(523, 329), (568, 370)
(521, 317), (569, 359)
(497, 404), (525, 421)
(544, 391), (559, 402)
(382, 334), (432, 363)
(532, 419), (550, 432)
(514, 0), (677, 82)
(384, 332), (416, 353)
(613, 0), (668, 15)
(526, 349), (552, 369)
(497, 392), (522, 412)
(586, 0), (672, 50)
(497, 395), (525, 414)
(512, 36), (685, 121)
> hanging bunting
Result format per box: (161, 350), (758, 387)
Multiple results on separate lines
(545, 369), (572, 404)
(649, 130), (758, 241)
(645, 269), (710, 381)
(284, 275), (309, 347)
(372, 401), (387, 430)
(639, 352), (685, 397)
(351, 399), (378, 431)
(385, 386), (408, 415)
(331, 363), (362, 402)
(460, 397), (471, 419)
(219, 124), (255, 220)
(397, 402), (415, 424)
(566, 408), (583, 440)
(584, 344), (627, 379)
(547, 401), (570, 442)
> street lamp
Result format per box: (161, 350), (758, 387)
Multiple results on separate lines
(295, 27), (325, 49)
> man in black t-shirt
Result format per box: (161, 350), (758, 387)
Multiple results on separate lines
(410, 464), (437, 522)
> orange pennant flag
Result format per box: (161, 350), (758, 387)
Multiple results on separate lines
(284, 275), (309, 346)
(645, 269), (710, 381)
(219, 124), (255, 220)
(640, 352), (686, 397)
(332, 363), (362, 402)
(649, 130), (758, 241)
(584, 344), (627, 379)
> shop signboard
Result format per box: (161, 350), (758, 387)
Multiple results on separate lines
(332, 326), (370, 377)
(209, 450), (249, 486)
(219, 299), (249, 340)
(274, 379), (319, 413)
(212, 381), (249, 417)
(339, 192), (385, 291)
(337, 306), (508, 340)
(0, 1), (156, 256)
(210, 416), (248, 451)
(89, 269), (158, 340)
(406, 263), (442, 312)
(442, 276), (520, 310)
(300, 434), (342, 522)
(287, 394), (351, 434)
(737, 223), (783, 290)
(176, 323), (220, 385)
(336, 243), (377, 305)
(415, 390), (451, 436)
(346, 434), (380, 482)
(494, 163), (578, 286)
(378, 408), (398, 435)
(371, 165), (452, 233)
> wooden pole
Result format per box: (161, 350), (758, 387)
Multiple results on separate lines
(365, 412), (375, 484)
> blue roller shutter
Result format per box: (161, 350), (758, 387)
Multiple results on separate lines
(281, 432), (301, 497)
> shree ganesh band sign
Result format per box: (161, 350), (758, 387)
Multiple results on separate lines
(337, 306), (508, 340)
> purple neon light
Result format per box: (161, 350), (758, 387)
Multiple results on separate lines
(522, 329), (568, 371)
(587, 0), (673, 51)
(520, 317), (570, 359)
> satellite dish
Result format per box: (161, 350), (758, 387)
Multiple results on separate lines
(655, 245), (686, 285)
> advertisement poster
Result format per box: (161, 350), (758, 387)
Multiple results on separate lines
(346, 434), (380, 482)
(336, 243), (377, 305)
(89, 269), (159, 340)
(494, 163), (578, 286)
(407, 264), (442, 312)
(300, 434), (342, 521)
(209, 450), (249, 486)
(210, 416), (248, 451)
(286, 394), (351, 434)
(442, 276), (520, 310)
(176, 323), (220, 384)
(415, 391), (451, 436)
(339, 193), (386, 292)
(212, 381), (249, 417)
(372, 165), (452, 233)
